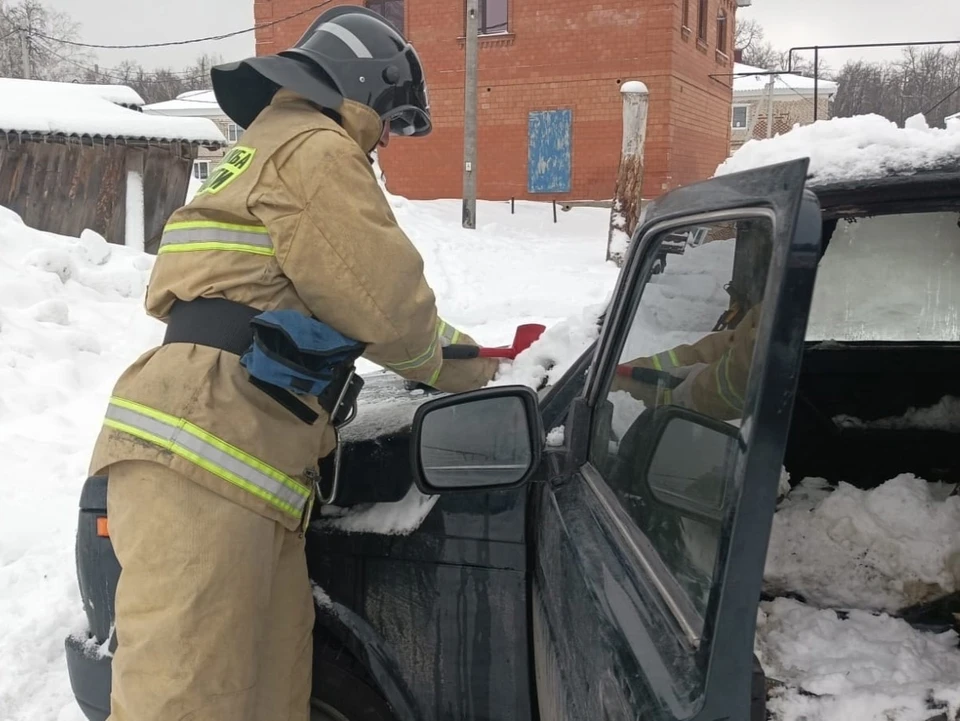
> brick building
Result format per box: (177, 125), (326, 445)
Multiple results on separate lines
(254, 0), (744, 201)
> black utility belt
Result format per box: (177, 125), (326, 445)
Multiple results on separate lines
(161, 297), (365, 427)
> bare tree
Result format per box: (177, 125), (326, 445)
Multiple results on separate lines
(833, 46), (960, 127)
(82, 53), (222, 104)
(0, 0), (91, 80)
(734, 18), (780, 69)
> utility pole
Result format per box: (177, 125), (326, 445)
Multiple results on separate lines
(765, 75), (776, 138)
(20, 28), (31, 80)
(462, 0), (478, 229)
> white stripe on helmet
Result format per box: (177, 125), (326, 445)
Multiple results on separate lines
(317, 22), (373, 59)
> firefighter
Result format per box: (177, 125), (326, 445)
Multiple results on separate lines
(88, 8), (497, 721)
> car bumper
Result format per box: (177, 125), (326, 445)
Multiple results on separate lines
(65, 633), (111, 721)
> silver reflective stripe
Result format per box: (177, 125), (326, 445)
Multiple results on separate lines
(105, 402), (308, 515)
(437, 320), (462, 347)
(159, 225), (273, 251)
(318, 22), (373, 58)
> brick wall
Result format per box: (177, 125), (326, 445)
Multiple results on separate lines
(254, 0), (735, 201)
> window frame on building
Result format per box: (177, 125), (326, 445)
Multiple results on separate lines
(681, 0), (691, 30)
(716, 8), (728, 55)
(731, 104), (749, 130)
(697, 0), (709, 43)
(226, 122), (241, 143)
(365, 0), (404, 35)
(475, 0), (508, 36)
(194, 160), (210, 181)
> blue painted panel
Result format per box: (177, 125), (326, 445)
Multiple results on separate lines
(527, 109), (572, 193)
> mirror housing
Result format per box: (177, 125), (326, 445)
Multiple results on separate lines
(411, 385), (544, 494)
(639, 405), (742, 524)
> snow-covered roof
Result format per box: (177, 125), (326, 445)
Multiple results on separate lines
(716, 112), (960, 186)
(948, 111), (960, 125)
(734, 62), (839, 99)
(0, 78), (226, 146)
(143, 89), (226, 119)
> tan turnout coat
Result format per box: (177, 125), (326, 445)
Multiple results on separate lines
(90, 90), (497, 531)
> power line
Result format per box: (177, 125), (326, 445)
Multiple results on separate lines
(924, 83), (960, 116)
(39, 42), (207, 86)
(29, 0), (334, 50)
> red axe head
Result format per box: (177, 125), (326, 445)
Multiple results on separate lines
(510, 324), (546, 358)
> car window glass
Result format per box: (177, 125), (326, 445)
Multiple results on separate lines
(806, 211), (960, 341)
(588, 216), (773, 619)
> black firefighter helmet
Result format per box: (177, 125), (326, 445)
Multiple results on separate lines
(210, 5), (431, 142)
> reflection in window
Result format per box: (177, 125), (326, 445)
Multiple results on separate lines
(589, 217), (773, 617)
(365, 0), (404, 35)
(717, 9), (728, 54)
(697, 0), (708, 41)
(479, 0), (508, 35)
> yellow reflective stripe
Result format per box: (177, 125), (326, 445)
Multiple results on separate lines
(427, 365), (442, 387)
(158, 242), (275, 256)
(714, 351), (744, 412)
(105, 397), (309, 518)
(385, 333), (439, 372)
(652, 350), (680, 370)
(437, 320), (462, 347)
(159, 220), (273, 255)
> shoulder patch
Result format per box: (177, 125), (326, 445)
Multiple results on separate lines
(196, 146), (257, 196)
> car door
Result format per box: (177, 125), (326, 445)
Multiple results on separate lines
(531, 158), (823, 721)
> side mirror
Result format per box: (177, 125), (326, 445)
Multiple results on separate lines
(641, 406), (742, 524)
(411, 385), (544, 494)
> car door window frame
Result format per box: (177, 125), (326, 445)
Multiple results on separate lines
(580, 207), (775, 646)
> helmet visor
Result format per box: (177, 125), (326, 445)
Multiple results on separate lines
(378, 45), (432, 137)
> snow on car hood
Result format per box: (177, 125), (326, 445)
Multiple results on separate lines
(716, 113), (960, 187)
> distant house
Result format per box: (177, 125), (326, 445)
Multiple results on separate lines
(143, 90), (240, 183)
(730, 63), (839, 154)
(0, 78), (225, 253)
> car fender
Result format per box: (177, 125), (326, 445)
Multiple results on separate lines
(314, 599), (421, 721)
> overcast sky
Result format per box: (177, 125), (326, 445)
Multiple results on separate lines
(44, 0), (960, 74)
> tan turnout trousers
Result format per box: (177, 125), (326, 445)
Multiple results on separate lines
(106, 460), (314, 721)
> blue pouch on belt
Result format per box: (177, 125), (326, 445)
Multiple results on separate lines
(239, 310), (366, 398)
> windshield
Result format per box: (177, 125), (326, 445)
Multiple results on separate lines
(806, 211), (960, 342)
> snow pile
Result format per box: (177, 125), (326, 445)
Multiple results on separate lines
(0, 77), (225, 144)
(765, 475), (960, 612)
(0, 208), (163, 721)
(716, 113), (960, 186)
(758, 596), (960, 721)
(835, 395), (960, 433)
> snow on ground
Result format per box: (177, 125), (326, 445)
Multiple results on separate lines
(758, 597), (960, 721)
(766, 475), (960, 613)
(0, 174), (617, 719)
(0, 207), (163, 721)
(716, 112), (960, 186)
(835, 395), (960, 432)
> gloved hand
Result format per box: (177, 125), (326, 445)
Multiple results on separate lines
(669, 363), (709, 410)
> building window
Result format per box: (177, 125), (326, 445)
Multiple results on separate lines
(732, 105), (749, 129)
(478, 0), (508, 35)
(697, 0), (708, 42)
(365, 0), (404, 35)
(716, 9), (728, 54)
(681, 0), (690, 29)
(194, 161), (210, 180)
(227, 123), (240, 143)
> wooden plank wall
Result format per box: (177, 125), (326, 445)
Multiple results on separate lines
(0, 135), (197, 252)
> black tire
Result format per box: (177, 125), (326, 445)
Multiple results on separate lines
(311, 630), (397, 721)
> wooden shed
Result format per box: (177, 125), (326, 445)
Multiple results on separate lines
(0, 78), (226, 254)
